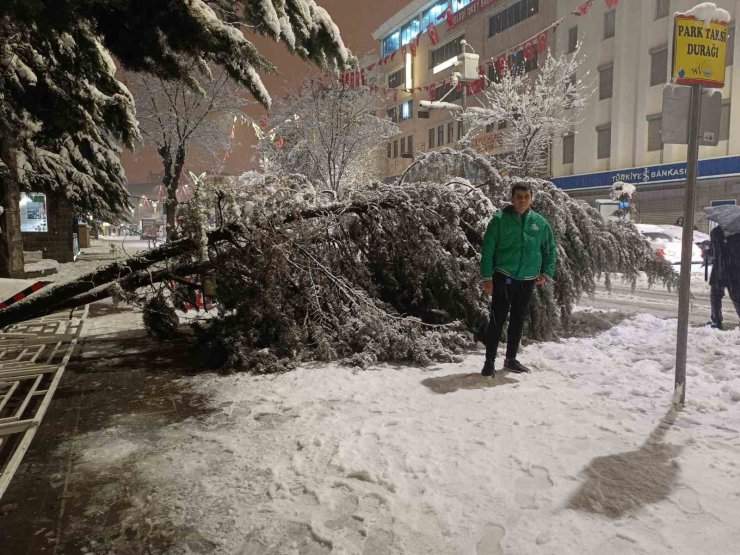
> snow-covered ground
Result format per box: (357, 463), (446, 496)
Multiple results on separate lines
(67, 308), (740, 554)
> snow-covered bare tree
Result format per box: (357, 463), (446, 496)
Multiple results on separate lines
(0, 0), (351, 276)
(461, 44), (593, 177)
(258, 80), (399, 200)
(124, 66), (249, 238)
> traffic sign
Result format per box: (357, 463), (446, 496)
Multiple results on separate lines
(672, 15), (729, 88)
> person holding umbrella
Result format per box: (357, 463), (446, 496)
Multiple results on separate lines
(704, 205), (740, 329)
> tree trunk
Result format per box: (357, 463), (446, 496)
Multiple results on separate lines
(165, 144), (186, 241)
(0, 134), (26, 278)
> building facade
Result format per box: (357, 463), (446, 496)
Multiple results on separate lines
(551, 0), (740, 228)
(372, 0), (740, 229)
(372, 0), (555, 179)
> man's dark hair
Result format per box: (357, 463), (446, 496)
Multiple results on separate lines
(511, 183), (532, 197)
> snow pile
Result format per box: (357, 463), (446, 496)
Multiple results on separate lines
(68, 313), (740, 554)
(679, 2), (731, 26)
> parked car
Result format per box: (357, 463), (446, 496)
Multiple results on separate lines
(635, 224), (709, 266)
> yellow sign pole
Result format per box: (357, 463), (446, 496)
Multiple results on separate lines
(671, 10), (728, 406)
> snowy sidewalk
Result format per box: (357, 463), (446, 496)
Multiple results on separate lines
(16, 310), (737, 554)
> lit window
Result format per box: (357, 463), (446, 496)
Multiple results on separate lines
(382, 31), (400, 57)
(19, 192), (48, 233)
(422, 2), (449, 30)
(401, 19), (421, 46)
(400, 100), (413, 121)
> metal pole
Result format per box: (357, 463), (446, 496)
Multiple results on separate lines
(674, 83), (702, 406)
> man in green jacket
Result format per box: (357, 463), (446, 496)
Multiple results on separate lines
(480, 183), (557, 377)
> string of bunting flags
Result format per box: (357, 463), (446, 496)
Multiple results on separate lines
(340, 0), (618, 101)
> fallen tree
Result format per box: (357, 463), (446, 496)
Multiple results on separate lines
(1, 170), (676, 372)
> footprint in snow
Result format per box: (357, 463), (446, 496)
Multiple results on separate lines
(675, 487), (704, 515)
(476, 524), (505, 555)
(514, 466), (553, 509)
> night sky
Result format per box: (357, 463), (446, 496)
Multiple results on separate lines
(122, 0), (407, 183)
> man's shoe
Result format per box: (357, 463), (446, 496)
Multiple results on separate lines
(481, 360), (496, 377)
(504, 358), (530, 373)
(708, 320), (723, 329)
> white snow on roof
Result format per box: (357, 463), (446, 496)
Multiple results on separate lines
(678, 2), (731, 27)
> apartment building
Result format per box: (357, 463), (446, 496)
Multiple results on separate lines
(551, 0), (740, 226)
(371, 0), (556, 179)
(373, 0), (740, 227)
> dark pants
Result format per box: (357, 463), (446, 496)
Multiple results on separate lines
(485, 272), (535, 362)
(710, 283), (740, 326)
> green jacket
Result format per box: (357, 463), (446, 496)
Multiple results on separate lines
(480, 206), (557, 281)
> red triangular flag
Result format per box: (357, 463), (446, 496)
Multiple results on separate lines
(571, 0), (594, 16)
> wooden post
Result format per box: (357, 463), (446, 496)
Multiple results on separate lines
(0, 135), (26, 278)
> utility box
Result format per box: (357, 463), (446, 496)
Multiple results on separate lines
(662, 84), (722, 146)
(458, 52), (480, 81)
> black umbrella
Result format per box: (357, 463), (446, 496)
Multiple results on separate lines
(704, 205), (740, 236)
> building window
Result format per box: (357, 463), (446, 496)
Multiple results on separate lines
(429, 127), (436, 149)
(656, 0), (669, 20)
(400, 100), (413, 121)
(447, 122), (454, 144)
(489, 0), (539, 38)
(387, 142), (392, 158)
(597, 125), (611, 159)
(562, 133), (575, 164)
(647, 115), (662, 151)
(721, 102), (731, 141)
(599, 64), (613, 100)
(566, 73), (577, 109)
(498, 120), (508, 130)
(452, 0), (473, 11)
(401, 19), (421, 46)
(650, 47), (668, 86)
(435, 82), (462, 103)
(458, 120), (464, 140)
(568, 26), (578, 53)
(400, 137), (406, 156)
(604, 10), (616, 40)
(407, 134), (414, 154)
(487, 63), (502, 84)
(388, 68), (404, 89)
(430, 35), (465, 69)
(438, 125), (445, 147)
(393, 140), (399, 158)
(524, 52), (538, 73)
(382, 31), (401, 58)
(727, 25), (735, 66)
(422, 1), (449, 30)
(387, 107), (398, 123)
